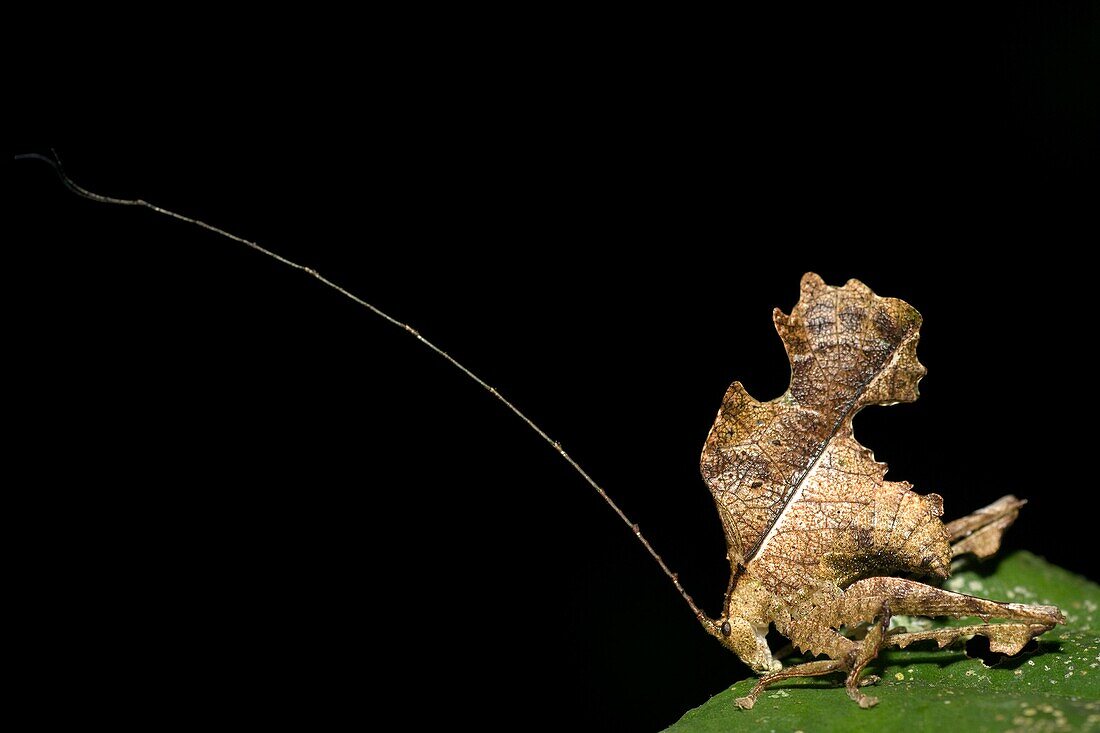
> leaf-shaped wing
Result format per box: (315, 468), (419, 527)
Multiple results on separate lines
(700, 273), (928, 569)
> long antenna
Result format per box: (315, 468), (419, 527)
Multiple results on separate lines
(15, 151), (717, 634)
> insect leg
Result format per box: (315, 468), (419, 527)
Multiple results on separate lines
(883, 622), (1053, 654)
(945, 495), (1026, 559)
(838, 576), (1063, 655)
(843, 606), (889, 708)
(733, 659), (845, 710)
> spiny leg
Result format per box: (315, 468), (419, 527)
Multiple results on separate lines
(839, 576), (1063, 656)
(945, 495), (1025, 559)
(734, 660), (844, 710)
(885, 623), (1053, 655)
(842, 576), (1063, 624)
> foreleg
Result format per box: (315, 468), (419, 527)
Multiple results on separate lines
(734, 660), (845, 710)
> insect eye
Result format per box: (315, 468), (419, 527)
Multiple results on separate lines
(721, 621), (732, 637)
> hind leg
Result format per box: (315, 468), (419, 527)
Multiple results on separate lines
(816, 577), (1061, 707)
(839, 576), (1063, 655)
(946, 495), (1025, 559)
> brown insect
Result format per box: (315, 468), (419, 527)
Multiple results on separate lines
(696, 272), (1063, 709)
(17, 155), (1065, 711)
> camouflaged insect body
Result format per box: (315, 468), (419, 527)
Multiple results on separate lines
(696, 274), (1063, 709)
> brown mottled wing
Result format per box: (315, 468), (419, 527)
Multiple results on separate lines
(699, 273), (926, 567)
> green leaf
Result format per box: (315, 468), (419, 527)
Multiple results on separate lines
(665, 551), (1099, 733)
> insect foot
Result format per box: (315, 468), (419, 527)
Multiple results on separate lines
(699, 274), (1065, 709)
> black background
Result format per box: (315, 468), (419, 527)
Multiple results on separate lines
(13, 6), (1097, 729)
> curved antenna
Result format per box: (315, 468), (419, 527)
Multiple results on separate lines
(14, 151), (718, 634)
